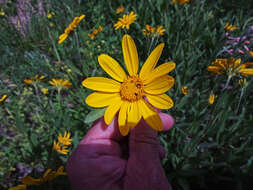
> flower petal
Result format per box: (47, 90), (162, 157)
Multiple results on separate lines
(146, 93), (174, 109)
(118, 102), (130, 136)
(127, 101), (142, 128)
(122, 35), (138, 76)
(239, 68), (253, 76)
(82, 77), (121, 92)
(104, 97), (123, 125)
(233, 58), (241, 68)
(58, 33), (68, 44)
(86, 92), (120, 108)
(139, 43), (164, 79)
(142, 62), (176, 84)
(140, 99), (163, 131)
(98, 54), (127, 82)
(207, 66), (222, 74)
(144, 75), (174, 95)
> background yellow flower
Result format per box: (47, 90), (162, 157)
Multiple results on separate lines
(114, 11), (137, 30)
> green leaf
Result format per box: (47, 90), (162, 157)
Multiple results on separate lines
(84, 108), (106, 124)
(30, 134), (38, 146)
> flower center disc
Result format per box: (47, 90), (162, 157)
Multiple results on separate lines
(120, 75), (144, 102)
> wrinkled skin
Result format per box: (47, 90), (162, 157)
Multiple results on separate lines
(67, 113), (174, 190)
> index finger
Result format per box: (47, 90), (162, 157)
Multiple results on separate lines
(80, 117), (125, 145)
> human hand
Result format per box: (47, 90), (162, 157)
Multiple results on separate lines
(66, 113), (174, 190)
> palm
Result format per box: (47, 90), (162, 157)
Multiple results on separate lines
(67, 113), (173, 190)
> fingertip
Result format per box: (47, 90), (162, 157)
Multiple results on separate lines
(159, 113), (174, 131)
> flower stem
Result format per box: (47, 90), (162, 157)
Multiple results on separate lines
(47, 27), (61, 62)
(222, 75), (232, 90)
(236, 87), (244, 114)
(147, 36), (155, 56)
(74, 30), (81, 61)
(33, 84), (41, 103)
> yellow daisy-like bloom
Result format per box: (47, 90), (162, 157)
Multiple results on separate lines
(249, 51), (253, 57)
(22, 176), (41, 185)
(156, 26), (166, 36)
(41, 88), (49, 95)
(88, 26), (103, 40)
(8, 184), (27, 190)
(181, 86), (188, 95)
(0, 11), (5, 16)
(47, 13), (52, 19)
(207, 58), (253, 77)
(58, 131), (72, 145)
(224, 23), (237, 31)
(53, 141), (70, 155)
(82, 35), (175, 136)
(208, 93), (217, 105)
(142, 25), (166, 36)
(0, 94), (7, 102)
(41, 166), (67, 182)
(58, 14), (85, 44)
(53, 131), (72, 154)
(116, 5), (124, 14)
(24, 75), (45, 85)
(11, 167), (66, 190)
(114, 11), (137, 30)
(171, 0), (190, 5)
(88, 33), (95, 40)
(142, 24), (156, 36)
(49, 79), (72, 89)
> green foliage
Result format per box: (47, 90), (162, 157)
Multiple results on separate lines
(0, 0), (253, 189)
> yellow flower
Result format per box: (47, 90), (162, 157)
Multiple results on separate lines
(53, 140), (61, 152)
(142, 25), (166, 36)
(171, 0), (190, 5)
(58, 14), (85, 44)
(24, 75), (45, 85)
(88, 33), (95, 40)
(49, 22), (54, 27)
(116, 5), (124, 14)
(207, 58), (253, 77)
(49, 79), (72, 89)
(0, 11), (5, 16)
(53, 141), (70, 154)
(41, 166), (67, 181)
(82, 35), (175, 136)
(41, 88), (49, 94)
(181, 86), (188, 95)
(224, 23), (237, 31)
(114, 11), (137, 30)
(47, 13), (53, 19)
(55, 166), (67, 176)
(142, 24), (155, 36)
(8, 184), (27, 190)
(0, 94), (7, 102)
(156, 26), (166, 36)
(88, 26), (103, 40)
(53, 131), (72, 154)
(22, 176), (41, 185)
(98, 25), (103, 32)
(58, 131), (72, 145)
(13, 166), (67, 189)
(208, 93), (217, 105)
(249, 51), (253, 56)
